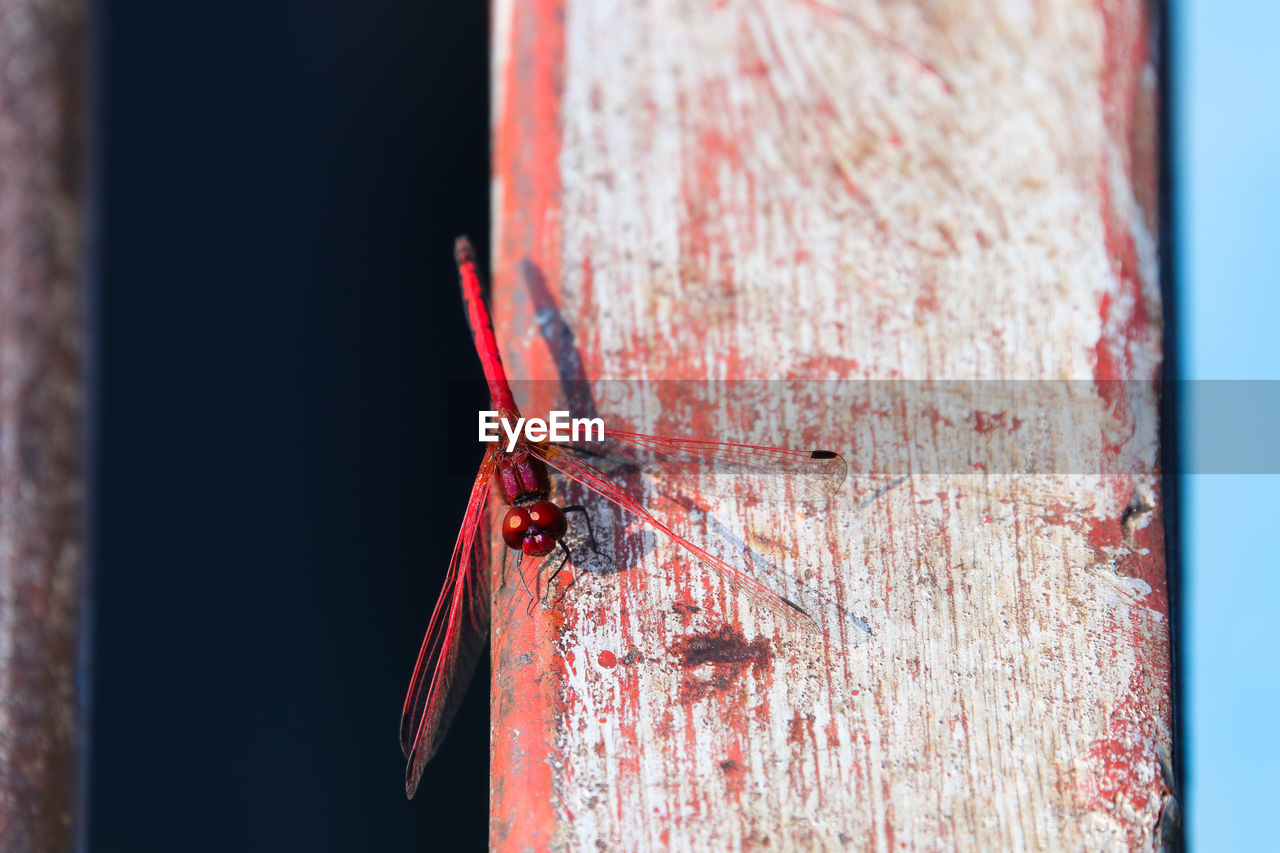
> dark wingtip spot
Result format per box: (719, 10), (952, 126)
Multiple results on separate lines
(810, 450), (838, 459)
(780, 596), (809, 615)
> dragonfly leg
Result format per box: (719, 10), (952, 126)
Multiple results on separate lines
(514, 550), (539, 615)
(552, 545), (589, 605)
(562, 505), (601, 554)
(541, 543), (571, 606)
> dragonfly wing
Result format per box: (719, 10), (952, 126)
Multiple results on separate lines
(533, 441), (870, 640)
(564, 429), (849, 503)
(400, 448), (496, 798)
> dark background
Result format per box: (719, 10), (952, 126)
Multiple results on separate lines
(91, 2), (492, 849)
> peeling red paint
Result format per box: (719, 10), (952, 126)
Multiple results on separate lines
(1081, 482), (1168, 607)
(493, 0), (1169, 847)
(1093, 0), (1158, 429)
(490, 1), (567, 850)
(924, 407), (955, 429)
(720, 751), (746, 799)
(967, 410), (1024, 435)
(1082, 695), (1173, 850)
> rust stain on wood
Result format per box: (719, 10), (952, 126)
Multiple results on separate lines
(672, 625), (773, 702)
(491, 0), (1172, 850)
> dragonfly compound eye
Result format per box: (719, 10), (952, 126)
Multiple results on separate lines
(501, 507), (533, 550)
(528, 501), (567, 539)
(521, 530), (557, 557)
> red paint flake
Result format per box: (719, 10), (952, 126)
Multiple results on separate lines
(788, 354), (862, 376)
(814, 98), (838, 122)
(597, 650), (617, 668)
(788, 715), (806, 745)
(1083, 697), (1171, 849)
(1074, 480), (1172, 841)
(881, 775), (897, 851)
(1081, 486), (1168, 605)
(836, 166), (863, 199)
(1093, 0), (1157, 446)
(671, 596), (701, 617)
(719, 752), (746, 798)
(934, 224), (959, 254)
(739, 55), (770, 77)
(787, 712), (816, 746)
(914, 277), (939, 314)
(968, 410), (1022, 435)
(825, 718), (842, 748)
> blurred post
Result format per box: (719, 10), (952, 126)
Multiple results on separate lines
(0, 0), (87, 849)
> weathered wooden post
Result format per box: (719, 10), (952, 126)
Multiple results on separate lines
(0, 0), (88, 849)
(490, 0), (1173, 849)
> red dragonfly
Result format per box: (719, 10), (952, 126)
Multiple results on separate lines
(399, 237), (859, 797)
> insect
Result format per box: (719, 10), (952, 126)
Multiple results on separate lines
(399, 237), (860, 798)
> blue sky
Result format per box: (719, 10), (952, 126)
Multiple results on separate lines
(1178, 0), (1280, 847)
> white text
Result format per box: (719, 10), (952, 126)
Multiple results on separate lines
(479, 410), (605, 453)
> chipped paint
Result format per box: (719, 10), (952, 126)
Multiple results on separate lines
(489, 1), (569, 850)
(492, 0), (1172, 850)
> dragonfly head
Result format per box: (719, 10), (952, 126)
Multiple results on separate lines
(501, 500), (567, 556)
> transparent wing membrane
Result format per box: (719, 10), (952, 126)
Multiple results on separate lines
(565, 429), (849, 504)
(534, 440), (870, 641)
(400, 448), (495, 798)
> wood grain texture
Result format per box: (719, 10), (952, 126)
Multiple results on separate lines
(490, 0), (1172, 850)
(0, 0), (87, 848)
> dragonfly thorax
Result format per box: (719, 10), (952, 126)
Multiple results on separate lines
(501, 500), (567, 556)
(493, 449), (552, 505)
